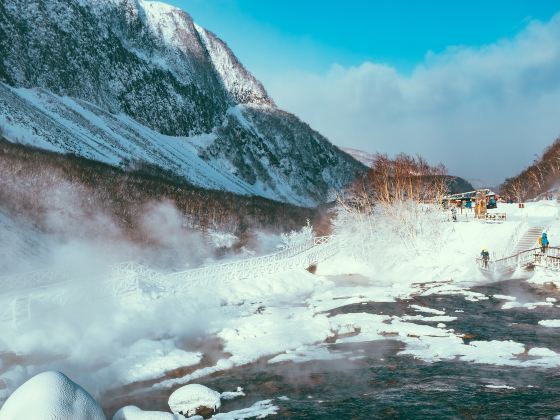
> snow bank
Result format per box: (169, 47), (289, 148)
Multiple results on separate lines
(220, 387), (245, 400)
(321, 201), (560, 292)
(493, 294), (516, 301)
(328, 311), (560, 368)
(538, 319), (560, 328)
(528, 347), (559, 357)
(0, 371), (105, 420)
(212, 400), (278, 419)
(318, 204), (520, 287)
(502, 301), (553, 310)
(410, 305), (445, 315)
(268, 344), (344, 364)
(112, 405), (186, 419)
(484, 384), (515, 390)
(95, 339), (202, 386)
(168, 384), (221, 417)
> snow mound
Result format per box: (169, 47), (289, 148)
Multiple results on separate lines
(212, 400), (278, 419)
(527, 347), (559, 358)
(220, 387), (245, 400)
(112, 405), (186, 420)
(0, 371), (105, 420)
(539, 319), (560, 328)
(484, 384), (515, 390)
(410, 305), (445, 315)
(502, 301), (553, 310)
(168, 384), (221, 417)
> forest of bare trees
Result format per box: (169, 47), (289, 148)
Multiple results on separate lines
(333, 153), (451, 253)
(338, 152), (450, 214)
(0, 139), (327, 248)
(500, 137), (560, 201)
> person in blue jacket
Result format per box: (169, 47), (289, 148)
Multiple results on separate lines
(541, 232), (549, 253)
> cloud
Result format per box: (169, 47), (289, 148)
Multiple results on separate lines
(265, 13), (560, 186)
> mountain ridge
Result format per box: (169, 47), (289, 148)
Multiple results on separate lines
(0, 0), (363, 206)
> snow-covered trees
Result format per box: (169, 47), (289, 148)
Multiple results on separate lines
(280, 219), (314, 249)
(0, 140), (318, 246)
(336, 153), (448, 254)
(340, 153), (448, 209)
(501, 137), (560, 201)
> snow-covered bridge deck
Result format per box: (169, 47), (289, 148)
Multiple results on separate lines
(0, 235), (341, 325)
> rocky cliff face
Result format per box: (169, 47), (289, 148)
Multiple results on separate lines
(0, 0), (363, 206)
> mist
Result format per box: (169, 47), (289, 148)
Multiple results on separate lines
(266, 12), (560, 186)
(0, 177), (292, 402)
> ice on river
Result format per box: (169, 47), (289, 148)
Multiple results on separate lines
(3, 201), (560, 416)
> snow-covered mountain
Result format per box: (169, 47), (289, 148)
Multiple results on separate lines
(341, 147), (376, 167)
(0, 0), (363, 206)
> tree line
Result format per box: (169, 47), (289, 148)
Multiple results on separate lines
(338, 152), (449, 214)
(500, 137), (560, 202)
(0, 138), (329, 248)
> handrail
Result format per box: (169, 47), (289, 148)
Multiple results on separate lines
(0, 236), (338, 296)
(502, 220), (528, 257)
(476, 245), (560, 272)
(0, 234), (342, 325)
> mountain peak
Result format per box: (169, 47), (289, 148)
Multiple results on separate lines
(0, 0), (362, 205)
(194, 24), (275, 106)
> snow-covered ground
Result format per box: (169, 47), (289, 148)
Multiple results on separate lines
(1, 200), (560, 417)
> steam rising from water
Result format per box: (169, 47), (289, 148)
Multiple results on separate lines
(0, 186), (287, 402)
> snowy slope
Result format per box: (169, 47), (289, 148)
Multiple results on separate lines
(341, 147), (376, 167)
(0, 85), (260, 197)
(0, 0), (363, 206)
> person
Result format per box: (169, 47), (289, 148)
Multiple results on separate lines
(481, 249), (490, 269)
(541, 232), (549, 254)
(451, 207), (457, 222)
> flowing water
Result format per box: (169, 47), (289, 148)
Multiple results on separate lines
(104, 278), (560, 419)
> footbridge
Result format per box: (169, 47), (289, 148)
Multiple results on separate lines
(0, 235), (341, 325)
(476, 220), (553, 277)
(477, 246), (560, 276)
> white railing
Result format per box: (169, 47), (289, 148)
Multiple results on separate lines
(484, 213), (506, 223)
(0, 235), (341, 325)
(501, 220), (528, 258)
(476, 246), (560, 275)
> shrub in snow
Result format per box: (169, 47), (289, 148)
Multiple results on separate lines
(280, 220), (313, 249)
(168, 384), (221, 417)
(112, 405), (186, 420)
(334, 200), (446, 257)
(208, 231), (238, 249)
(0, 371), (105, 420)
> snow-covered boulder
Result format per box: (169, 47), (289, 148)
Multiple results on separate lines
(112, 405), (186, 420)
(220, 387), (245, 401)
(0, 371), (105, 420)
(168, 384), (221, 417)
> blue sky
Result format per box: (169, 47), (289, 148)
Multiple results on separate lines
(168, 1), (560, 186)
(172, 0), (560, 76)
